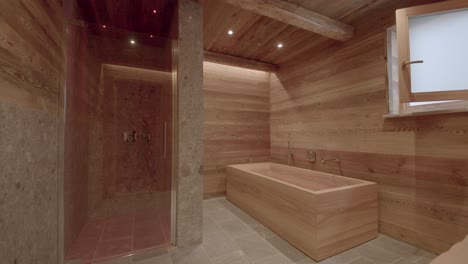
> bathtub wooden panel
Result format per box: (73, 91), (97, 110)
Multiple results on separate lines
(315, 184), (378, 259)
(226, 167), (319, 257)
(203, 62), (271, 197)
(226, 163), (378, 261)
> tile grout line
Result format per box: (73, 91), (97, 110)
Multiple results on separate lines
(215, 198), (290, 254)
(203, 199), (248, 261)
(209, 198), (290, 263)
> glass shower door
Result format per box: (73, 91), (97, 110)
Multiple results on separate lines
(63, 20), (174, 263)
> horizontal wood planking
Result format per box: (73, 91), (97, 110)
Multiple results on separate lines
(203, 62), (270, 197)
(204, 50), (279, 72)
(269, 0), (467, 254)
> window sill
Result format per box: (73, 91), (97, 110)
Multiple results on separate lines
(383, 107), (468, 118)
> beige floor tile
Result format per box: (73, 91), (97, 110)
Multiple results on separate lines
(370, 236), (425, 259)
(169, 245), (212, 264)
(210, 251), (250, 264)
(236, 211), (262, 228)
(413, 253), (437, 264)
(392, 258), (413, 264)
(132, 247), (170, 264)
(353, 244), (400, 264)
(203, 216), (222, 235)
(252, 225), (277, 239)
(133, 254), (171, 264)
(219, 219), (255, 239)
(348, 257), (374, 264)
(234, 233), (280, 262)
(218, 199), (261, 228)
(327, 249), (360, 264)
(295, 258), (334, 264)
(253, 254), (294, 264)
(213, 197), (228, 202)
(204, 199), (222, 210)
(203, 231), (240, 258)
(265, 236), (307, 263)
(204, 205), (237, 223)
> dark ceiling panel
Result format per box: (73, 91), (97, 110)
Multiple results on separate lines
(65, 0), (176, 38)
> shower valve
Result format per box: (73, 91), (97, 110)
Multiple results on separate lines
(124, 131), (137, 142)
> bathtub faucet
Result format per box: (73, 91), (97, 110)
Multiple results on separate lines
(321, 158), (340, 167)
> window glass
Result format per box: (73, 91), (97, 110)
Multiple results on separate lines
(409, 9), (468, 93)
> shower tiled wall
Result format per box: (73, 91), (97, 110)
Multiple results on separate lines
(89, 77), (172, 220)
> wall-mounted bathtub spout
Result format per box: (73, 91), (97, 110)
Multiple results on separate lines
(321, 158), (340, 167)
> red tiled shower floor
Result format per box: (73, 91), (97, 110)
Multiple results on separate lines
(66, 211), (170, 263)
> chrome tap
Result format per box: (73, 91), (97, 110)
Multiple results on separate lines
(321, 158), (340, 167)
(287, 134), (294, 166)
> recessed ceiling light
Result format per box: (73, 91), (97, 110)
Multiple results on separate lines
(277, 43), (283, 48)
(102, 25), (107, 28)
(130, 39), (136, 45)
(228, 30), (234, 35)
(150, 35), (154, 38)
(153, 9), (157, 14)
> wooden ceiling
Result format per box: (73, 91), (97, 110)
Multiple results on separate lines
(203, 0), (407, 65)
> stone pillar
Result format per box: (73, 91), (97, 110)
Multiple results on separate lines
(175, 0), (204, 247)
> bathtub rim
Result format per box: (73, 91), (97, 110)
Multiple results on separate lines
(227, 162), (376, 195)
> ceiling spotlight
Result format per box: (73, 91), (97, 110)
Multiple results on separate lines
(277, 43), (283, 48)
(228, 30), (234, 35)
(150, 35), (154, 38)
(130, 39), (136, 45)
(153, 9), (157, 14)
(102, 25), (107, 28)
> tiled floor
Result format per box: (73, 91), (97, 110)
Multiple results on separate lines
(93, 197), (437, 264)
(66, 209), (170, 263)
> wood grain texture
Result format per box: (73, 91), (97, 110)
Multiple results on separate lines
(203, 62), (270, 197)
(226, 162), (378, 261)
(204, 50), (278, 72)
(269, 0), (466, 254)
(203, 0), (427, 65)
(0, 0), (62, 112)
(221, 0), (354, 41)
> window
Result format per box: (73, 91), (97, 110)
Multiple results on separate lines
(386, 1), (468, 117)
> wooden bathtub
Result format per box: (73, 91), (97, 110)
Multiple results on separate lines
(226, 162), (378, 261)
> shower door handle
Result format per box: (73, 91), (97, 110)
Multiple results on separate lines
(163, 122), (167, 159)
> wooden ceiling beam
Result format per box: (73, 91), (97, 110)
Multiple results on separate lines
(203, 51), (279, 72)
(221, 0), (354, 41)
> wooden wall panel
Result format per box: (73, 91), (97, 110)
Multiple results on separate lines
(203, 62), (270, 197)
(270, 0), (468, 254)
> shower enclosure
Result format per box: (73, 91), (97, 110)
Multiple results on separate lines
(61, 1), (176, 262)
